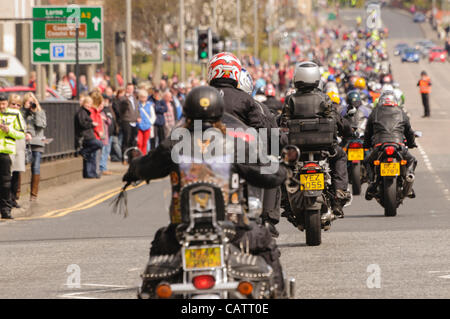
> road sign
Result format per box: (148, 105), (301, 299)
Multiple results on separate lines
(32, 6), (103, 64)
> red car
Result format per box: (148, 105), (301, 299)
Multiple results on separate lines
(429, 47), (447, 63)
(0, 86), (66, 100)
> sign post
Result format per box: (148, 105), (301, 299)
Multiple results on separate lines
(32, 6), (103, 65)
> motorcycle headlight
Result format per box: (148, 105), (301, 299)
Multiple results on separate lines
(248, 197), (263, 220)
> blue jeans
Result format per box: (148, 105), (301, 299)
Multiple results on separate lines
(31, 151), (42, 175)
(81, 139), (103, 178)
(100, 136), (112, 172)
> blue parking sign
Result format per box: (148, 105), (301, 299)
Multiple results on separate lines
(53, 45), (65, 58)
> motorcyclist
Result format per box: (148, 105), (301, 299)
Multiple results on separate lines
(363, 91), (417, 200)
(263, 83), (283, 116)
(121, 86), (289, 297)
(281, 61), (351, 218)
(208, 52), (270, 129)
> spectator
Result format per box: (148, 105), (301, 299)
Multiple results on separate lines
(8, 94), (26, 209)
(98, 94), (115, 176)
(116, 71), (124, 88)
(79, 75), (89, 95)
(28, 71), (37, 90)
(57, 75), (73, 100)
(90, 92), (106, 177)
(137, 89), (156, 155)
(163, 90), (176, 134)
(68, 72), (77, 99)
(110, 88), (126, 162)
(92, 69), (104, 88)
(0, 94), (25, 219)
(22, 93), (47, 201)
(75, 96), (103, 179)
(149, 88), (167, 147)
(119, 83), (141, 164)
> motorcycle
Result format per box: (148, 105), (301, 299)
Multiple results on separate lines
(281, 145), (336, 246)
(138, 156), (295, 299)
(369, 132), (421, 216)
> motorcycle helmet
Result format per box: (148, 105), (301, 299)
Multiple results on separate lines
(238, 68), (254, 95)
(378, 92), (398, 107)
(207, 52), (242, 86)
(381, 84), (394, 93)
(346, 90), (362, 108)
(183, 86), (224, 122)
(327, 74), (336, 82)
(294, 61), (321, 90)
(327, 91), (340, 105)
(354, 77), (366, 89)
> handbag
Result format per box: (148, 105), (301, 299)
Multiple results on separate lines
(25, 144), (33, 165)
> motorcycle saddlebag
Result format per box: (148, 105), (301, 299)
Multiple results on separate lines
(227, 245), (273, 282)
(287, 117), (336, 150)
(142, 251), (182, 280)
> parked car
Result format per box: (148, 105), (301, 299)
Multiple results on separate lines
(402, 48), (420, 63)
(415, 40), (435, 58)
(429, 47), (447, 63)
(0, 86), (66, 100)
(394, 43), (409, 56)
(413, 13), (426, 23)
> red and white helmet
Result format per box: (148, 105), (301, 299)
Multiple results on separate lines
(207, 52), (242, 84)
(265, 83), (276, 97)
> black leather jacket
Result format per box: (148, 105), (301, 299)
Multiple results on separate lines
(363, 105), (416, 148)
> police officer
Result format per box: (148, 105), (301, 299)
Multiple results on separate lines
(281, 61), (351, 217)
(417, 71), (431, 118)
(363, 91), (417, 200)
(0, 94), (25, 219)
(122, 86), (289, 297)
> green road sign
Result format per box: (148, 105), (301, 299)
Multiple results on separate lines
(32, 6), (103, 64)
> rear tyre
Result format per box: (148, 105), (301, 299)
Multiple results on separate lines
(351, 162), (362, 195)
(305, 210), (321, 246)
(383, 178), (397, 217)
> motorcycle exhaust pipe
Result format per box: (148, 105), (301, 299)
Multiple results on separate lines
(403, 173), (415, 197)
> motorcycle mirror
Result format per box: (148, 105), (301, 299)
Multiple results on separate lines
(281, 145), (301, 166)
(414, 131), (423, 138)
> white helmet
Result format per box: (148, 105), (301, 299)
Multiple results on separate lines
(238, 68), (254, 95)
(294, 61), (321, 89)
(381, 84), (394, 93)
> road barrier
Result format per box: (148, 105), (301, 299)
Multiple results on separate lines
(41, 100), (79, 161)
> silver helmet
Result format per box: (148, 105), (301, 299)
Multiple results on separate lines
(294, 61), (321, 89)
(238, 68), (254, 95)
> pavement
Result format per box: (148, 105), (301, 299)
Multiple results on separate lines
(0, 8), (449, 299)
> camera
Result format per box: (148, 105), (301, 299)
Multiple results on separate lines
(30, 102), (37, 109)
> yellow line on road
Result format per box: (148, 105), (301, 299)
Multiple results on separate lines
(14, 182), (146, 221)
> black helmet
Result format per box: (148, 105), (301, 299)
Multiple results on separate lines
(183, 86), (224, 122)
(346, 90), (362, 108)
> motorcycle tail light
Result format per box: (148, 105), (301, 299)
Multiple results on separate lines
(385, 146), (395, 155)
(387, 157), (393, 162)
(237, 281), (253, 296)
(306, 170), (317, 174)
(193, 275), (215, 290)
(304, 163), (320, 169)
(401, 160), (407, 165)
(349, 142), (363, 149)
(374, 160), (380, 166)
(156, 283), (172, 298)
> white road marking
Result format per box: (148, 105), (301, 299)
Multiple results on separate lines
(59, 283), (137, 299)
(438, 275), (450, 279)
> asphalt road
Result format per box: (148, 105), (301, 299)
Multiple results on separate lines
(1, 8), (449, 299)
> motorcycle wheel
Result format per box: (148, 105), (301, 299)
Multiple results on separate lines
(351, 162), (362, 195)
(305, 210), (321, 246)
(383, 177), (397, 217)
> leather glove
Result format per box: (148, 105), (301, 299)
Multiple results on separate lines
(122, 157), (140, 183)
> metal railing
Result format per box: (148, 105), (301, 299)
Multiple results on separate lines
(40, 100), (79, 161)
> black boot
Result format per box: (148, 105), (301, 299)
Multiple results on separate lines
(1, 209), (13, 219)
(262, 216), (280, 238)
(365, 182), (377, 201)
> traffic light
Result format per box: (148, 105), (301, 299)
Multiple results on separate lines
(198, 29), (209, 61)
(212, 33), (220, 55)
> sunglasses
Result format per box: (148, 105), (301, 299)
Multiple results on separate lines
(11, 103), (21, 107)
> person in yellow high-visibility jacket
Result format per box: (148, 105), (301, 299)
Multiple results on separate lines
(0, 94), (25, 219)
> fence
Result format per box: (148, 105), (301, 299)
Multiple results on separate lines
(40, 100), (79, 160)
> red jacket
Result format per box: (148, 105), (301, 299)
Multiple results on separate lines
(89, 107), (104, 140)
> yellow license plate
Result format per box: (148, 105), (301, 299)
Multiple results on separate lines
(348, 148), (364, 161)
(380, 163), (400, 176)
(300, 173), (324, 191)
(183, 246), (222, 270)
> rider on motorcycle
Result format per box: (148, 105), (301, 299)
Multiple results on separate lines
(122, 86), (289, 298)
(363, 91), (418, 200)
(263, 83), (283, 116)
(281, 61), (351, 217)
